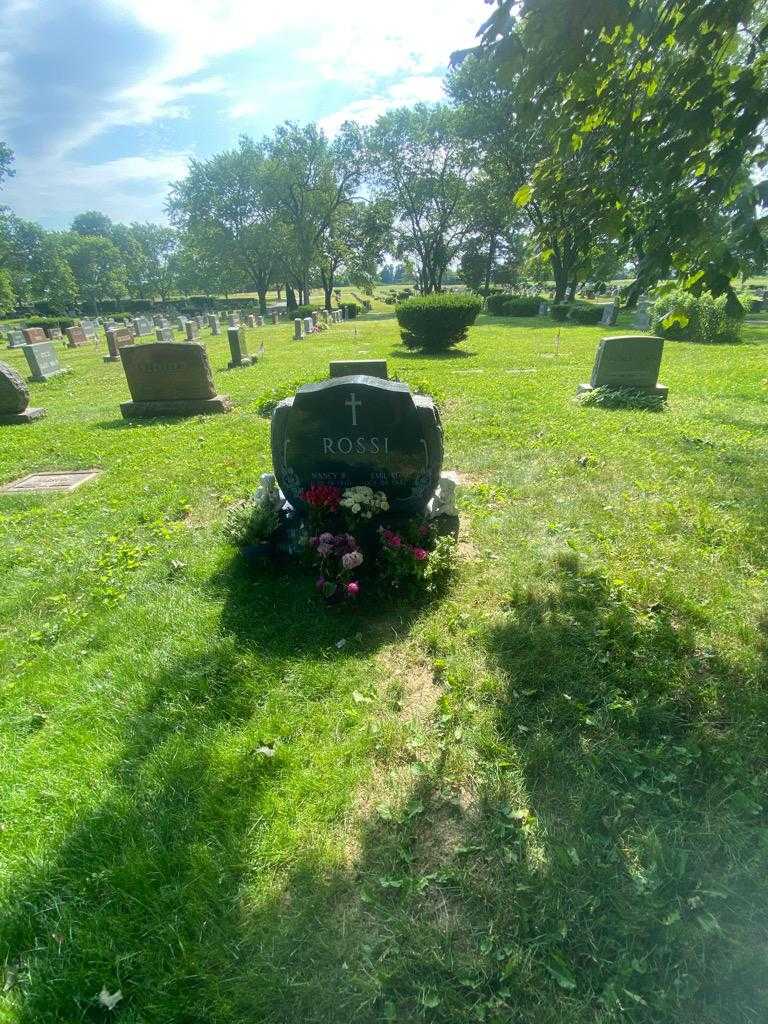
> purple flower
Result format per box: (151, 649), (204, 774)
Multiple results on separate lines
(318, 532), (334, 544)
(346, 581), (360, 597)
(316, 543), (333, 557)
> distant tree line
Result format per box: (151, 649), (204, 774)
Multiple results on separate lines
(0, 0), (764, 315)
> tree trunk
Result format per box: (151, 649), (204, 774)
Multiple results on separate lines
(257, 289), (268, 315)
(276, 285), (282, 301)
(484, 236), (498, 294)
(566, 277), (578, 302)
(286, 285), (297, 311)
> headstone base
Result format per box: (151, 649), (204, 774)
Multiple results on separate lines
(103, 354), (120, 363)
(120, 396), (232, 418)
(227, 356), (253, 369)
(576, 382), (668, 400)
(0, 406), (46, 424)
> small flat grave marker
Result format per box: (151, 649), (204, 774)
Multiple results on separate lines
(1, 470), (100, 494)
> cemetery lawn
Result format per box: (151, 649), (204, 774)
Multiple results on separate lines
(2, 312), (768, 1024)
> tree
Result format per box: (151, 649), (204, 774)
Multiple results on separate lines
(169, 137), (283, 313)
(71, 211), (114, 238)
(366, 105), (474, 294)
(449, 55), (605, 302)
(129, 223), (178, 302)
(461, 0), (768, 305)
(64, 234), (126, 313)
(0, 216), (78, 312)
(0, 269), (16, 315)
(318, 199), (392, 309)
(0, 142), (14, 191)
(266, 122), (366, 305)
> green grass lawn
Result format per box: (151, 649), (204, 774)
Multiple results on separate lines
(1, 312), (767, 1023)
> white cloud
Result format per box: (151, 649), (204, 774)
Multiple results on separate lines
(318, 75), (447, 136)
(2, 152), (190, 225)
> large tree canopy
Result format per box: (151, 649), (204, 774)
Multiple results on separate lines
(457, 0), (768, 303)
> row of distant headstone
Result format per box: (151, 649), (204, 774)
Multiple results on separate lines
(294, 308), (344, 339)
(536, 297), (651, 329)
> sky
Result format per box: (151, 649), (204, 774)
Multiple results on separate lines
(0, 0), (489, 229)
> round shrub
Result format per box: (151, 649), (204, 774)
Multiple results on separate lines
(344, 302), (361, 319)
(567, 302), (604, 325)
(550, 302), (571, 321)
(651, 289), (743, 344)
(396, 293), (482, 351)
(486, 293), (542, 317)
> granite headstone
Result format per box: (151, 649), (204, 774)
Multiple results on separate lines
(105, 326), (134, 362)
(65, 325), (88, 348)
(119, 342), (231, 418)
(271, 375), (443, 516)
(227, 326), (252, 368)
(577, 335), (667, 398)
(0, 362), (45, 423)
(22, 342), (65, 381)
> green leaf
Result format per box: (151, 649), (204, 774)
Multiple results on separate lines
(513, 184), (533, 207)
(662, 313), (689, 329)
(546, 955), (577, 990)
(571, 133), (583, 152)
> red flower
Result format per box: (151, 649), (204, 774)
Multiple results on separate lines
(346, 581), (360, 597)
(301, 484), (342, 512)
(412, 547), (428, 561)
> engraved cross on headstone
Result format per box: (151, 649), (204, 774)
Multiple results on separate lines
(345, 392), (362, 426)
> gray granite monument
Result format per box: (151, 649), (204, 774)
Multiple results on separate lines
(119, 343), (231, 418)
(0, 362), (45, 424)
(577, 335), (667, 399)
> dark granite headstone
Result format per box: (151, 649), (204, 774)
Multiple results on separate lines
(45, 326), (62, 340)
(119, 342), (231, 418)
(271, 376), (443, 515)
(65, 325), (88, 348)
(577, 335), (667, 398)
(330, 359), (388, 380)
(105, 326), (134, 362)
(227, 326), (252, 368)
(0, 361), (45, 423)
(22, 327), (47, 345)
(22, 342), (65, 381)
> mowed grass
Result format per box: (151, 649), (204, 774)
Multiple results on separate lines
(1, 312), (767, 1023)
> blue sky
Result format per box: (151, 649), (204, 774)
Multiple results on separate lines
(0, 0), (489, 229)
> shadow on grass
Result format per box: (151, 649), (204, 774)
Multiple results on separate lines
(4, 554), (766, 1023)
(389, 349), (477, 361)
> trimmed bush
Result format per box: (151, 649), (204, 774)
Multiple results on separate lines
(567, 302), (604, 325)
(651, 289), (743, 344)
(23, 315), (76, 330)
(486, 293), (542, 317)
(738, 294), (763, 314)
(344, 302), (360, 319)
(396, 293), (482, 351)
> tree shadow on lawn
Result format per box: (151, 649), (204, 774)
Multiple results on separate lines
(0, 561), (440, 1022)
(389, 349), (476, 361)
(173, 554), (767, 1023)
(5, 555), (766, 1023)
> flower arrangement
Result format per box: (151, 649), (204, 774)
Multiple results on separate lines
(339, 486), (389, 521)
(300, 484), (343, 530)
(310, 532), (364, 602)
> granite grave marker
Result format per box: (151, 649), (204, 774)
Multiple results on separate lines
(227, 326), (252, 368)
(271, 373), (443, 516)
(0, 361), (45, 424)
(22, 341), (66, 381)
(65, 325), (88, 348)
(577, 335), (667, 398)
(120, 342), (231, 418)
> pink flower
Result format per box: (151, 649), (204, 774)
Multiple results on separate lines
(412, 547), (428, 561)
(342, 550), (363, 570)
(419, 524), (430, 537)
(316, 543), (333, 557)
(346, 581), (360, 597)
(318, 532), (334, 544)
